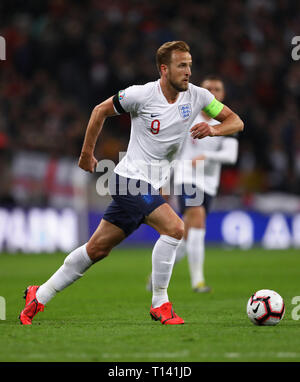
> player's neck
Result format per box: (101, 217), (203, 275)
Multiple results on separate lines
(159, 78), (179, 104)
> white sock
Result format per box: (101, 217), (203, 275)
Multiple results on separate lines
(36, 244), (93, 305)
(174, 238), (186, 264)
(186, 228), (206, 288)
(151, 235), (181, 308)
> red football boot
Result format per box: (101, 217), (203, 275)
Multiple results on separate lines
(19, 285), (44, 325)
(150, 302), (184, 325)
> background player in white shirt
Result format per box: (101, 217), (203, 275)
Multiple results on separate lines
(173, 75), (239, 292)
(19, 41), (244, 326)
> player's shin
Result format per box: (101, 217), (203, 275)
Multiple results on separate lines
(151, 235), (181, 308)
(174, 238), (187, 264)
(36, 244), (93, 305)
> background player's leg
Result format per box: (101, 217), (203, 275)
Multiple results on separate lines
(184, 206), (208, 290)
(36, 219), (126, 305)
(145, 203), (184, 307)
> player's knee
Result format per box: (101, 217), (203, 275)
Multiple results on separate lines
(166, 221), (184, 240)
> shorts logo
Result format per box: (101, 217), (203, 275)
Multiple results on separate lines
(118, 90), (125, 100)
(178, 103), (192, 119)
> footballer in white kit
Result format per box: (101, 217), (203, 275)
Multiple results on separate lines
(19, 42), (243, 326)
(173, 76), (239, 292)
(112, 79), (217, 190)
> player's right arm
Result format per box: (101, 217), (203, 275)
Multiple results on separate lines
(79, 85), (145, 173)
(78, 96), (117, 173)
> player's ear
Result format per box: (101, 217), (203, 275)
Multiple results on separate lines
(160, 64), (168, 76)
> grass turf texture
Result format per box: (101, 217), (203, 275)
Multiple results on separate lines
(0, 247), (299, 362)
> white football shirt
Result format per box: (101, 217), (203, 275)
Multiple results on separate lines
(112, 79), (215, 189)
(173, 113), (239, 196)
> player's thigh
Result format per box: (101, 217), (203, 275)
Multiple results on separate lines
(144, 203), (184, 240)
(184, 206), (206, 229)
(86, 218), (126, 262)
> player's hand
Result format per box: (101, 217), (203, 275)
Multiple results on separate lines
(78, 151), (98, 173)
(190, 122), (215, 139)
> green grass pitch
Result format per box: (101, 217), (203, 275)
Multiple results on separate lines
(0, 247), (300, 362)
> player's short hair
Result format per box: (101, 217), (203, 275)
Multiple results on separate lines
(201, 74), (224, 85)
(156, 41), (190, 74)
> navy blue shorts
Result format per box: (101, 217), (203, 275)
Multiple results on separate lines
(176, 183), (213, 215)
(103, 174), (166, 236)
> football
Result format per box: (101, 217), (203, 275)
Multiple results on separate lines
(246, 289), (285, 326)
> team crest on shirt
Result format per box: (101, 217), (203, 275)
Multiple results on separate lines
(178, 103), (192, 119)
(118, 90), (125, 100)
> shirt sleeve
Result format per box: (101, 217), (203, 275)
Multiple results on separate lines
(200, 88), (224, 118)
(112, 85), (142, 114)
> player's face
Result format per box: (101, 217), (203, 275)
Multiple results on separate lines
(201, 80), (225, 102)
(166, 50), (192, 92)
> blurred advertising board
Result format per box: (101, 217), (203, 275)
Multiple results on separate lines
(89, 210), (300, 250)
(0, 208), (78, 253)
(0, 208), (299, 253)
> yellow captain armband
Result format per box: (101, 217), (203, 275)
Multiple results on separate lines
(202, 98), (224, 118)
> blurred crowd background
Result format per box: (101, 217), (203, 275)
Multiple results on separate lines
(0, 0), (299, 210)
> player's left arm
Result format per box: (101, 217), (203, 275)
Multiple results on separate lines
(210, 105), (244, 137)
(191, 98), (244, 139)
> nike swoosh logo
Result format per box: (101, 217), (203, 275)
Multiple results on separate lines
(151, 114), (160, 117)
(151, 312), (162, 321)
(252, 303), (260, 314)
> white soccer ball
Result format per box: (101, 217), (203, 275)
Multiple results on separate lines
(246, 289), (285, 326)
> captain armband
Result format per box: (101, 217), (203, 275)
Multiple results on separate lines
(202, 98), (224, 119)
